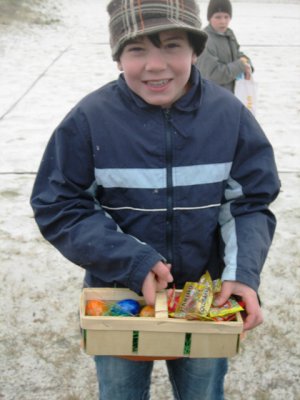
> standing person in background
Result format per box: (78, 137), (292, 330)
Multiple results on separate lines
(196, 0), (253, 92)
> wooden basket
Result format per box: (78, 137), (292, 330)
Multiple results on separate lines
(80, 288), (243, 359)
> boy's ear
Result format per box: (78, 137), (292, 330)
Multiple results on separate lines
(117, 61), (123, 71)
(192, 53), (197, 64)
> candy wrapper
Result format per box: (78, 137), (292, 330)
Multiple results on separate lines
(209, 297), (244, 319)
(169, 271), (244, 321)
(212, 278), (222, 294)
(173, 271), (214, 320)
(167, 285), (180, 313)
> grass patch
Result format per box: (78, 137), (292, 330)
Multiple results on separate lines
(0, 0), (60, 25)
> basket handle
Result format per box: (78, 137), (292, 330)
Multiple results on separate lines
(155, 291), (169, 319)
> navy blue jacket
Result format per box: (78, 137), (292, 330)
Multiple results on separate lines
(30, 66), (280, 294)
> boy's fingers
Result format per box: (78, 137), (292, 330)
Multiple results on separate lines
(141, 271), (157, 305)
(142, 262), (173, 304)
(212, 281), (263, 331)
(213, 285), (232, 306)
(242, 297), (263, 331)
(152, 262), (173, 283)
(243, 308), (263, 331)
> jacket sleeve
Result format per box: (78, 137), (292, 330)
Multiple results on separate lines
(30, 107), (163, 293)
(234, 33), (254, 72)
(218, 107), (280, 292)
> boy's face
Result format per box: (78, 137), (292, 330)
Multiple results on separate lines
(117, 30), (197, 109)
(210, 12), (231, 33)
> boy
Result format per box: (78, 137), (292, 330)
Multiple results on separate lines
(30, 0), (280, 399)
(196, 0), (253, 92)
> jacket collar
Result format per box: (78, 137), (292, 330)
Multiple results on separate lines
(118, 65), (202, 113)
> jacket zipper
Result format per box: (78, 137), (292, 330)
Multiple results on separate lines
(164, 109), (173, 264)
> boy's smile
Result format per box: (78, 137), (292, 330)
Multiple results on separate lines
(145, 79), (171, 89)
(118, 30), (197, 108)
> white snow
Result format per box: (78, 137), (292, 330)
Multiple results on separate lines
(0, 1), (299, 399)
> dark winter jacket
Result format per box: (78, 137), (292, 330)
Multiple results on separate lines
(196, 24), (251, 92)
(30, 66), (280, 294)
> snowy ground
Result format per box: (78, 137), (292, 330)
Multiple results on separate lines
(0, 1), (299, 399)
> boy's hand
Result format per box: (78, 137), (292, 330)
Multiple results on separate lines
(213, 281), (263, 331)
(142, 262), (173, 305)
(240, 57), (252, 80)
(244, 63), (252, 80)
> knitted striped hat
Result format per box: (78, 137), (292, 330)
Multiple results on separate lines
(107, 0), (208, 61)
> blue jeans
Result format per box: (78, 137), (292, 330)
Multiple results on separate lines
(94, 356), (228, 400)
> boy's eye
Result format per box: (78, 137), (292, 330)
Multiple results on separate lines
(127, 45), (145, 52)
(166, 42), (180, 49)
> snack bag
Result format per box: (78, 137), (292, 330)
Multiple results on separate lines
(209, 297), (244, 319)
(174, 271), (214, 320)
(173, 281), (200, 319)
(167, 286), (180, 313)
(170, 271), (244, 321)
(212, 278), (222, 294)
(199, 271), (213, 286)
(195, 274), (213, 318)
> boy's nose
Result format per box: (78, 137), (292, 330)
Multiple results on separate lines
(145, 49), (167, 71)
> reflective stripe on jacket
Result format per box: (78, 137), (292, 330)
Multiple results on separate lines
(30, 66), (280, 294)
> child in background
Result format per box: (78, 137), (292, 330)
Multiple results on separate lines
(30, 0), (280, 399)
(196, 0), (253, 92)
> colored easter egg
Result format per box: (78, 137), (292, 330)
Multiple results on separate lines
(111, 299), (140, 316)
(139, 305), (155, 317)
(85, 299), (108, 316)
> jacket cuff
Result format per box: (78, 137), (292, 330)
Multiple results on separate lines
(128, 251), (166, 294)
(229, 60), (246, 78)
(222, 267), (260, 293)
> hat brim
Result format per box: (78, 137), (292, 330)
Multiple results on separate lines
(112, 21), (208, 60)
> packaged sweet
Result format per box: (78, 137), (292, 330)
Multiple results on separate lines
(167, 286), (180, 313)
(173, 271), (214, 320)
(212, 278), (222, 294)
(170, 271), (244, 321)
(209, 297), (244, 319)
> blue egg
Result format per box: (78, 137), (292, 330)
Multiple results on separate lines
(111, 299), (140, 316)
